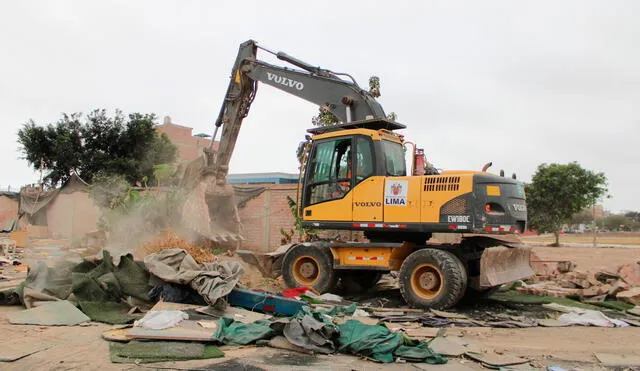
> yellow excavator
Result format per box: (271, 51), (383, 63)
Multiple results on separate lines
(187, 40), (533, 309)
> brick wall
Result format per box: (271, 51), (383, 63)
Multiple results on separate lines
(235, 184), (365, 252)
(0, 196), (18, 227)
(237, 184), (298, 253)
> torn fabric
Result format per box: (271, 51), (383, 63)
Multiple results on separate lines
(144, 248), (244, 306)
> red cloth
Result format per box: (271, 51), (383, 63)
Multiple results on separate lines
(281, 286), (311, 298)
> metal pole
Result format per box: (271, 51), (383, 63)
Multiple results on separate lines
(592, 204), (597, 247)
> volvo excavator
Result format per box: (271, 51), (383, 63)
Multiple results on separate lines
(185, 39), (533, 309)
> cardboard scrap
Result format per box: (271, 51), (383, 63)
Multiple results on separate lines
(128, 320), (217, 342)
(8, 300), (90, 326)
(268, 336), (313, 355)
(0, 343), (51, 362)
(431, 309), (468, 319)
(428, 337), (467, 356)
(404, 327), (441, 339)
(383, 321), (422, 332)
(595, 353), (640, 367)
(197, 320), (219, 329)
(372, 311), (405, 317)
(151, 301), (202, 311)
(465, 351), (529, 367)
(196, 305), (270, 324)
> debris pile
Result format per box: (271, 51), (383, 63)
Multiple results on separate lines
(137, 231), (218, 263)
(520, 255), (640, 305)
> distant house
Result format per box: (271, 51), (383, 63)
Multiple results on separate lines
(0, 191), (19, 232)
(19, 173), (102, 240)
(155, 116), (218, 164)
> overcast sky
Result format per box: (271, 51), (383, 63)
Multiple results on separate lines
(1, 1), (637, 212)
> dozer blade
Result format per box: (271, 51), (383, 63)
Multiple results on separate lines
(476, 245), (534, 289)
(181, 173), (244, 243)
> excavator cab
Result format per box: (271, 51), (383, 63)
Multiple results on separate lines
(298, 118), (527, 242)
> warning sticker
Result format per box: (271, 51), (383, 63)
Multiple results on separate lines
(384, 180), (408, 206)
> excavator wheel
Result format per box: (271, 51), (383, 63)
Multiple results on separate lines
(339, 271), (382, 293)
(282, 244), (338, 293)
(399, 248), (467, 310)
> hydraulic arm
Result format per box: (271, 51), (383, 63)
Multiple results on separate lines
(189, 40), (387, 241)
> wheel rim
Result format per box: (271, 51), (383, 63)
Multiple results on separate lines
(292, 255), (320, 285)
(410, 263), (443, 300)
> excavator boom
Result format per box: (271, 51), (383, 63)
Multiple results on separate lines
(184, 40), (387, 242)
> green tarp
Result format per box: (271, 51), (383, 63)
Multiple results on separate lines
(215, 318), (276, 345)
(337, 319), (447, 364)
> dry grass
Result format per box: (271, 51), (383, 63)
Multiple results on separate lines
(137, 230), (218, 263)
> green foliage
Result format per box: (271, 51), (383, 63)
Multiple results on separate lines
(368, 76), (381, 98)
(153, 163), (176, 187)
(570, 209), (594, 225)
(17, 109), (177, 187)
(526, 162), (608, 245)
(603, 214), (639, 231)
(625, 211), (640, 223)
(279, 195), (318, 242)
(310, 75), (391, 127)
(311, 106), (339, 127)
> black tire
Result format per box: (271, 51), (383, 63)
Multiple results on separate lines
(399, 248), (467, 310)
(282, 244), (338, 293)
(340, 271), (382, 292)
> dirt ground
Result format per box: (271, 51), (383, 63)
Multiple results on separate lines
(531, 245), (639, 273)
(1, 244), (639, 370)
(522, 232), (640, 246)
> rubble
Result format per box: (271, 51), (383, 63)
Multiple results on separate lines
(519, 254), (640, 305)
(616, 287), (640, 306)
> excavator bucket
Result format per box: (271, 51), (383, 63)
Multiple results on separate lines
(476, 245), (534, 289)
(180, 155), (244, 243)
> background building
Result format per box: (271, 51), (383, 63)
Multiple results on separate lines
(155, 116), (216, 164)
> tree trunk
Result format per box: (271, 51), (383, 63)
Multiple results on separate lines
(552, 231), (560, 247)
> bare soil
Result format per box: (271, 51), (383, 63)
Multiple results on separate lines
(1, 245), (639, 370)
(532, 245), (638, 273)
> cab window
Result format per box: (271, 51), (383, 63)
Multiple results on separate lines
(355, 136), (374, 184)
(381, 140), (406, 176)
(305, 137), (352, 205)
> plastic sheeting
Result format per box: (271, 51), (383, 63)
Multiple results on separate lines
(134, 310), (189, 330)
(144, 248), (244, 307)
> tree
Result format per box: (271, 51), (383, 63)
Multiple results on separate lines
(526, 162), (608, 246)
(625, 211), (640, 223)
(17, 109), (177, 187)
(603, 214), (631, 231)
(569, 208), (594, 226)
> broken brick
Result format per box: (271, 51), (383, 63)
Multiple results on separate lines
(616, 287), (640, 306)
(608, 280), (630, 296)
(580, 287), (601, 297)
(618, 261), (640, 286)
